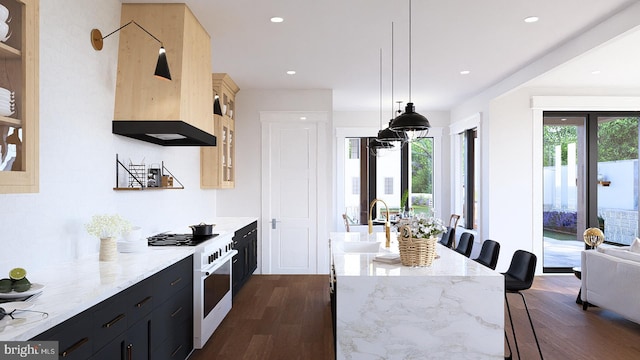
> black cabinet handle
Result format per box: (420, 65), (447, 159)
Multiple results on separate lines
(171, 344), (183, 357)
(103, 313), (126, 328)
(171, 306), (183, 318)
(61, 337), (89, 357)
(136, 296), (152, 308)
(170, 277), (182, 286)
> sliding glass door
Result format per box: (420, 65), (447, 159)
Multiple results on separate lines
(596, 116), (639, 246)
(543, 112), (640, 272)
(543, 116), (586, 271)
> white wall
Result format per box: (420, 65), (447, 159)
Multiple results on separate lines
(215, 89), (333, 273)
(0, 0), (219, 273)
(216, 89), (333, 217)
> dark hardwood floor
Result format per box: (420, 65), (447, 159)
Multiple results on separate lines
(189, 274), (640, 360)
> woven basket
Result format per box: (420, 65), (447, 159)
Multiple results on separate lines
(398, 225), (437, 266)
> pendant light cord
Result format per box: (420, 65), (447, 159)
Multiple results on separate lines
(408, 0), (412, 103)
(391, 22), (394, 119)
(379, 48), (383, 130)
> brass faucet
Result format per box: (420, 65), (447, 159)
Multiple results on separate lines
(368, 198), (391, 248)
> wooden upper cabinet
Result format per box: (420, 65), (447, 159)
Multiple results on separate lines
(0, 0), (39, 194)
(114, 3), (213, 135)
(201, 73), (239, 189)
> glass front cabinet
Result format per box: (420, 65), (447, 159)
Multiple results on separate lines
(0, 0), (38, 193)
(201, 73), (239, 189)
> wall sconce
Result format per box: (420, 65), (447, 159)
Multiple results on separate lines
(213, 94), (223, 116)
(90, 21), (172, 81)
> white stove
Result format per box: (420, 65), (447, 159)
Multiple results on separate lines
(148, 231), (237, 349)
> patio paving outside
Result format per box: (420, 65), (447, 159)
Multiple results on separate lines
(543, 235), (584, 269)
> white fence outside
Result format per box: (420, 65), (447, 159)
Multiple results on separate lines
(544, 159), (638, 245)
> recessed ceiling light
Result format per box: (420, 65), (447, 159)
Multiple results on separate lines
(300, 116), (307, 120)
(591, 70), (601, 75)
(524, 16), (539, 23)
(286, 70), (296, 75)
(270, 17), (284, 23)
(460, 70), (471, 75)
(561, 118), (567, 121)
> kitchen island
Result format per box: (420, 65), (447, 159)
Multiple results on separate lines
(331, 232), (504, 359)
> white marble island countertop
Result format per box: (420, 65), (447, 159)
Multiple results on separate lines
(330, 231), (505, 359)
(330, 231), (499, 278)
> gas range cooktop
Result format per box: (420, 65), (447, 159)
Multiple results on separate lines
(147, 233), (219, 246)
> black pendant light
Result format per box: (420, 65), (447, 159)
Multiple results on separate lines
(377, 22), (408, 145)
(368, 137), (394, 153)
(389, 0), (430, 141)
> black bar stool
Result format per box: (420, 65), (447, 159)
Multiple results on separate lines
(454, 232), (474, 257)
(472, 239), (500, 270)
(503, 250), (543, 359)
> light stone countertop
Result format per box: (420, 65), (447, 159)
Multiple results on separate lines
(330, 231), (499, 277)
(330, 231), (505, 359)
(0, 217), (258, 341)
(0, 249), (195, 341)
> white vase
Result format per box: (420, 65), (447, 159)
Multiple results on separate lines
(99, 237), (118, 261)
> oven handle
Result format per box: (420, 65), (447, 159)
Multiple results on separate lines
(199, 249), (238, 276)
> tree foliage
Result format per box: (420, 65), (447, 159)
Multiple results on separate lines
(411, 138), (433, 194)
(543, 125), (577, 166)
(598, 118), (638, 162)
(543, 117), (638, 166)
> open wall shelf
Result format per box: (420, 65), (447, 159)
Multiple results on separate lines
(113, 154), (184, 190)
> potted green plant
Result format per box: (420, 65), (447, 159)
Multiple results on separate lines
(400, 190), (409, 216)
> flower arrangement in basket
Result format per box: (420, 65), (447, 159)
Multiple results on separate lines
(86, 214), (131, 261)
(398, 216), (447, 267)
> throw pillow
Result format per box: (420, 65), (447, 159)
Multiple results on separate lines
(630, 238), (640, 253)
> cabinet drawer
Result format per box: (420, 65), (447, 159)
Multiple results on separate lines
(125, 276), (153, 326)
(150, 287), (192, 350)
(32, 310), (94, 360)
(90, 332), (124, 360)
(153, 256), (192, 304)
(92, 292), (129, 352)
(151, 320), (193, 360)
(234, 221), (257, 243)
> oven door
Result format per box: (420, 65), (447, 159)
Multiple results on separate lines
(194, 250), (236, 349)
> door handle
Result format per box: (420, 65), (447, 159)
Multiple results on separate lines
(271, 218), (281, 229)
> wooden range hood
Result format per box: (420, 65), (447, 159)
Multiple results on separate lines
(112, 3), (216, 146)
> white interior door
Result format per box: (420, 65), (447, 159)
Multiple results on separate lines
(261, 115), (319, 274)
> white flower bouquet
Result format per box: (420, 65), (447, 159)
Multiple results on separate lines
(409, 216), (447, 239)
(86, 214), (131, 239)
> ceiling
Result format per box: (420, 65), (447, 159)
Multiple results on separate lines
(122, 0), (638, 112)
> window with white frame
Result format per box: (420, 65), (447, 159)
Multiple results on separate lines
(451, 114), (480, 230)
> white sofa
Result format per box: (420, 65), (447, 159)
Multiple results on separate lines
(581, 246), (640, 324)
